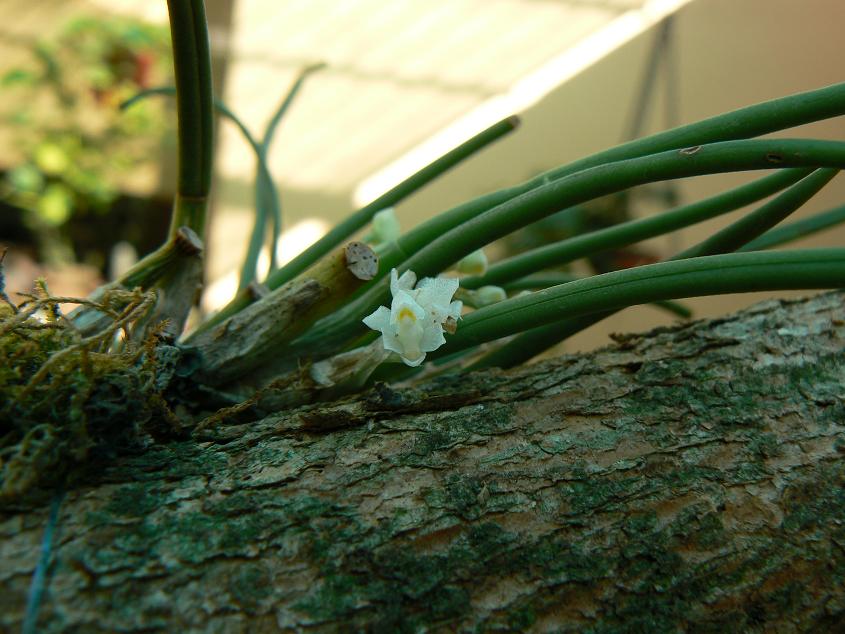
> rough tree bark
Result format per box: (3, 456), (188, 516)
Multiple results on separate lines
(2, 291), (845, 633)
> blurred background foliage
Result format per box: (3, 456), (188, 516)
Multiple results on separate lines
(0, 15), (173, 268)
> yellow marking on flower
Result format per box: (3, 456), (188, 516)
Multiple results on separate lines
(397, 306), (417, 322)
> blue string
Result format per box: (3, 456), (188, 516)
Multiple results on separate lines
(22, 490), (64, 634)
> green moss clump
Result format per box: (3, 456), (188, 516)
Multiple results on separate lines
(0, 286), (173, 505)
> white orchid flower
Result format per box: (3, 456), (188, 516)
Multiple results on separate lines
(362, 269), (462, 367)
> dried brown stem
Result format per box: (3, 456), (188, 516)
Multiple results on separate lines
(187, 241), (378, 387)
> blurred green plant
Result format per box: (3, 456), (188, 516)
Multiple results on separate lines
(0, 15), (173, 263)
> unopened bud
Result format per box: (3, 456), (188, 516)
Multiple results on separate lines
(370, 208), (402, 244)
(456, 249), (488, 276)
(474, 285), (506, 307)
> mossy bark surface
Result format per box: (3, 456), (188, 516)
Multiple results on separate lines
(2, 292), (845, 632)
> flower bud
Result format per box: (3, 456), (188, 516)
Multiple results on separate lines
(473, 285), (507, 307)
(456, 249), (488, 276)
(370, 207), (402, 244)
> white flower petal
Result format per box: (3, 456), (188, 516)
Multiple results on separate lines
(419, 323), (446, 352)
(400, 351), (426, 367)
(364, 306), (405, 355)
(416, 277), (459, 324)
(448, 300), (463, 319)
(396, 319), (423, 359)
(416, 276), (459, 307)
(390, 268), (417, 295)
(382, 331), (405, 355)
(362, 306), (391, 331)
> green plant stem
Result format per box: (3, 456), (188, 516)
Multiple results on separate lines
(260, 63), (324, 275)
(189, 115), (520, 337)
(232, 128), (278, 291)
(444, 249), (845, 356)
(470, 169), (838, 368)
(553, 82), (845, 184)
(466, 312), (610, 370)
(403, 141), (844, 283)
(502, 274), (691, 319)
(740, 202), (845, 251)
(122, 88), (258, 155)
(370, 82), (845, 280)
(121, 86), (281, 292)
(501, 274), (581, 290)
(239, 142), (278, 291)
(123, 229), (203, 289)
(304, 139), (845, 355)
(121, 86), (177, 110)
(166, 0), (213, 238)
(122, 66), (323, 285)
(672, 168), (839, 259)
(263, 63), (326, 151)
(649, 300), (693, 319)
(463, 168), (811, 288)
(68, 227), (202, 335)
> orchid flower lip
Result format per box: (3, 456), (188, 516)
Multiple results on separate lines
(363, 268), (462, 367)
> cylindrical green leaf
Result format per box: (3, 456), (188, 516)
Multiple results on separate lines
(672, 168), (839, 259)
(740, 203), (845, 252)
(463, 168), (811, 289)
(386, 82), (845, 265)
(317, 139), (845, 349)
(446, 249), (845, 355)
(166, 0), (213, 237)
(471, 169), (838, 368)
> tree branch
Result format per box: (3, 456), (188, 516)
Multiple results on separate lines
(2, 291), (844, 632)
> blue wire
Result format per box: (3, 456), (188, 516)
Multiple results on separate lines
(23, 490), (64, 634)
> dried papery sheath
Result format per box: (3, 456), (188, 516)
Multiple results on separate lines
(363, 269), (462, 366)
